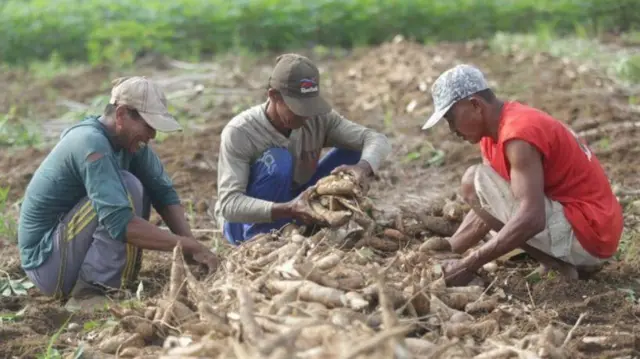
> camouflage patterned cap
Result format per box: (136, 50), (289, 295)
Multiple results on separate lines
(422, 64), (490, 130)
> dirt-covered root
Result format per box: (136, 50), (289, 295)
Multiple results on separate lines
(94, 245), (572, 358)
(304, 173), (470, 240)
(83, 176), (583, 358)
(314, 172), (364, 197)
(97, 332), (146, 355)
(84, 244), (229, 356)
(299, 172), (379, 238)
(269, 173), (472, 252)
(420, 237), (452, 252)
(370, 194), (470, 240)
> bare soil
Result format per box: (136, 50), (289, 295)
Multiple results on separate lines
(1, 37), (639, 358)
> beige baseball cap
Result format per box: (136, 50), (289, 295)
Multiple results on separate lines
(109, 76), (182, 132)
(268, 53), (332, 117)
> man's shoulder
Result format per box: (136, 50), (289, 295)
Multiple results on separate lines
(60, 116), (111, 149)
(500, 102), (563, 137)
(34, 118), (112, 170)
(498, 102), (583, 162)
(221, 103), (268, 144)
(225, 103), (267, 129)
(317, 108), (346, 121)
(220, 122), (250, 143)
(503, 102), (558, 125)
(305, 109), (348, 131)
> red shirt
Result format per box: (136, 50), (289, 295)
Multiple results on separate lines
(480, 101), (623, 258)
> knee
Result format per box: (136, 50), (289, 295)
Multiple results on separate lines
(460, 164), (480, 206)
(119, 171), (144, 198)
(334, 148), (362, 158)
(331, 148), (362, 165)
(24, 271), (55, 297)
(254, 147), (293, 181)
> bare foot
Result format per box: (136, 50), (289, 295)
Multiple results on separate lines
(577, 263), (605, 279)
(520, 244), (578, 280)
(526, 262), (578, 281)
(552, 261), (579, 280)
(526, 264), (549, 280)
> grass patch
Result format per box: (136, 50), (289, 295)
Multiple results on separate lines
(0, 0), (639, 66)
(489, 29), (640, 86)
(0, 186), (18, 242)
(0, 108), (41, 148)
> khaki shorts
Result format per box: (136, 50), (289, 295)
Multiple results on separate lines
(473, 164), (603, 267)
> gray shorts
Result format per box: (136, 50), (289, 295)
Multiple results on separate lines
(24, 170), (151, 298)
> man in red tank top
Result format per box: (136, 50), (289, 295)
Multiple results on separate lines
(421, 64), (623, 286)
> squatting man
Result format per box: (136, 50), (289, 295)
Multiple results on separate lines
(214, 53), (392, 245)
(421, 64), (624, 286)
(18, 76), (220, 309)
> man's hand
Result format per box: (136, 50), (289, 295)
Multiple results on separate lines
(441, 259), (477, 287)
(191, 246), (220, 274)
(289, 188), (329, 226)
(331, 160), (373, 194)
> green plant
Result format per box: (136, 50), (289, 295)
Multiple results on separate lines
(0, 110), (41, 148)
(615, 55), (640, 84)
(35, 314), (81, 359)
(1, 0), (638, 67)
(0, 306), (27, 323)
(0, 277), (34, 297)
(0, 186), (18, 241)
(489, 31), (640, 87)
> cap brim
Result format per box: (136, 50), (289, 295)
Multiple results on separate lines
(139, 111), (182, 133)
(282, 94), (332, 117)
(421, 102), (454, 130)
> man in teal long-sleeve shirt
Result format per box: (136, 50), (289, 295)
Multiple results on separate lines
(18, 76), (219, 309)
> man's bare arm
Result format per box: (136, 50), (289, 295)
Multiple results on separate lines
(446, 155), (493, 253)
(157, 204), (193, 238)
(448, 210), (492, 253)
(461, 139), (547, 271)
(125, 216), (207, 255)
(156, 203), (210, 264)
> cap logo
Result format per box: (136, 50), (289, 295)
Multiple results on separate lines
(299, 78), (318, 93)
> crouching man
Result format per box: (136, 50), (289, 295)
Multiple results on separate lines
(18, 76), (219, 309)
(420, 64), (624, 286)
(214, 53), (392, 245)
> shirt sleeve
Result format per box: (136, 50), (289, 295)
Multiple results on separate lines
(216, 125), (274, 223)
(74, 133), (135, 242)
(129, 145), (181, 210)
(322, 110), (392, 173)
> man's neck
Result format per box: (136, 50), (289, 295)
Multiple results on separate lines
(265, 101), (291, 137)
(98, 115), (123, 150)
(486, 100), (505, 142)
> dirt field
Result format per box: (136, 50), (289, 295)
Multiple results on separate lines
(1, 38), (639, 358)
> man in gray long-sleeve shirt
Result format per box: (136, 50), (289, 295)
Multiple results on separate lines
(214, 53), (392, 245)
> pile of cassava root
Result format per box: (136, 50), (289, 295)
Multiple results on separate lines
(79, 173), (573, 359)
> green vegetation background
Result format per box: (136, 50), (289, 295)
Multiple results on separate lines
(1, 0), (638, 66)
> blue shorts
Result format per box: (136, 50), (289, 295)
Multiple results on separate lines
(223, 148), (361, 245)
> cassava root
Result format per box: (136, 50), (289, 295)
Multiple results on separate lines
(92, 172), (579, 359)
